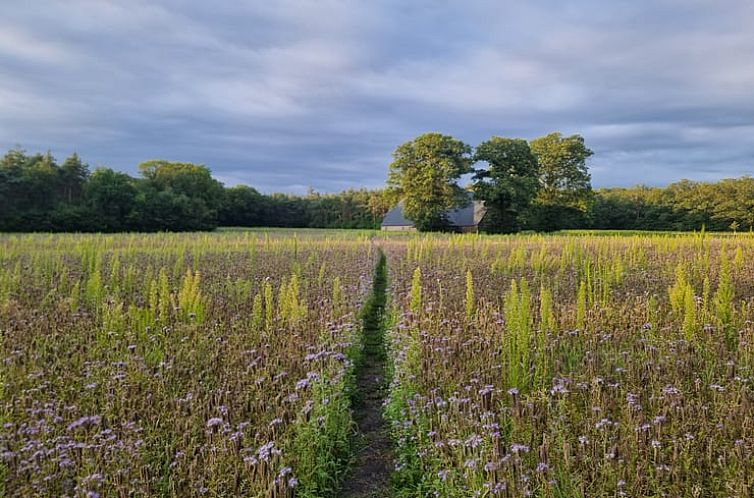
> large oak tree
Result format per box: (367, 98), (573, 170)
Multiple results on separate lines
(387, 133), (473, 231)
(472, 137), (539, 233)
(529, 132), (593, 231)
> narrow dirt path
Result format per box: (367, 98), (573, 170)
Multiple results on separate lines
(339, 252), (392, 498)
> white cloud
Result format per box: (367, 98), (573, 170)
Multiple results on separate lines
(0, 26), (74, 63)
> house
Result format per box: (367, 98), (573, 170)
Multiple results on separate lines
(381, 197), (487, 233)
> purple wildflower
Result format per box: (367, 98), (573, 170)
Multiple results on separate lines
(206, 417), (223, 429)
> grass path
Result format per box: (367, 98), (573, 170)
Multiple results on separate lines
(339, 252), (393, 498)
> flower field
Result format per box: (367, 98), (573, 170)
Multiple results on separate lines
(384, 233), (754, 497)
(2, 230), (754, 497)
(0, 232), (375, 497)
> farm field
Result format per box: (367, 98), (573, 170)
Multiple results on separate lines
(383, 233), (754, 497)
(2, 230), (754, 497)
(0, 232), (376, 497)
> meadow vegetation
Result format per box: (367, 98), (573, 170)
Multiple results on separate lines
(383, 232), (754, 497)
(3, 145), (754, 234)
(0, 232), (376, 497)
(2, 230), (754, 497)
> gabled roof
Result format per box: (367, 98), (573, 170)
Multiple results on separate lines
(381, 195), (485, 228)
(446, 202), (480, 227)
(381, 202), (413, 226)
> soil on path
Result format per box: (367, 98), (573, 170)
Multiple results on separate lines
(339, 253), (393, 498)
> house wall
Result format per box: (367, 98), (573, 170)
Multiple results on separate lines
(473, 201), (487, 225)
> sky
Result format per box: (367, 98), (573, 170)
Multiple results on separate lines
(1, 0), (753, 193)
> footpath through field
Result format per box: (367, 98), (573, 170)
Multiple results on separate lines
(339, 252), (393, 498)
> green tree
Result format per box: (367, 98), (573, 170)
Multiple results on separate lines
(139, 160), (224, 208)
(220, 185), (265, 227)
(366, 189), (393, 228)
(387, 133), (473, 231)
(58, 152), (89, 203)
(472, 137), (539, 233)
(0, 150), (62, 229)
(22, 151), (60, 211)
(529, 132), (594, 231)
(137, 160), (225, 230)
(0, 148), (28, 228)
(85, 168), (137, 231)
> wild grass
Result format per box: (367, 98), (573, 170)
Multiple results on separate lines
(3, 230), (754, 497)
(0, 232), (375, 497)
(382, 233), (754, 497)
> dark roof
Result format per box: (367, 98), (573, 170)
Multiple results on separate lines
(381, 202), (413, 226)
(381, 197), (483, 227)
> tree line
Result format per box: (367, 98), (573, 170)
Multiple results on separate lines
(592, 179), (754, 232)
(388, 132), (754, 233)
(1, 144), (752, 233)
(0, 148), (391, 232)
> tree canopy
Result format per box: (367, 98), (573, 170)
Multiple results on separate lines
(387, 133), (473, 231)
(1, 143), (752, 234)
(0, 148), (393, 232)
(85, 168), (137, 231)
(592, 178), (754, 232)
(136, 160), (224, 231)
(472, 137), (539, 233)
(528, 132), (594, 231)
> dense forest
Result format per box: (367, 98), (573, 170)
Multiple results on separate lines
(591, 179), (754, 232)
(0, 148), (391, 232)
(0, 146), (752, 233)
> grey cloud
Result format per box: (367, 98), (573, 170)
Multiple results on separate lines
(1, 0), (753, 193)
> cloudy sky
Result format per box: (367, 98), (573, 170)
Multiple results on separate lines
(1, 1), (753, 193)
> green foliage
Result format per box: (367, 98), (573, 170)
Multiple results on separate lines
(473, 136), (539, 233)
(592, 177), (754, 232)
(0, 148), (90, 231)
(503, 278), (533, 390)
(85, 168), (137, 231)
(331, 276), (343, 318)
(0, 146), (396, 232)
(387, 133), (473, 231)
(218, 185), (265, 227)
(529, 133), (594, 231)
(301, 188), (393, 229)
(251, 292), (264, 330)
(382, 232), (754, 497)
(5, 144), (754, 235)
(84, 259), (103, 314)
(668, 263), (689, 318)
(291, 378), (353, 497)
(575, 280), (587, 330)
(134, 160), (223, 231)
(682, 284), (697, 342)
(69, 280), (80, 313)
(138, 160), (223, 208)
(535, 284), (553, 389)
(1, 231), (376, 497)
(530, 132), (593, 211)
(177, 269), (204, 323)
(158, 269), (171, 325)
(667, 261), (699, 342)
(701, 275), (711, 325)
(410, 267), (422, 315)
(713, 252), (735, 345)
(264, 280), (274, 330)
(277, 273), (307, 325)
(539, 283), (554, 333)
